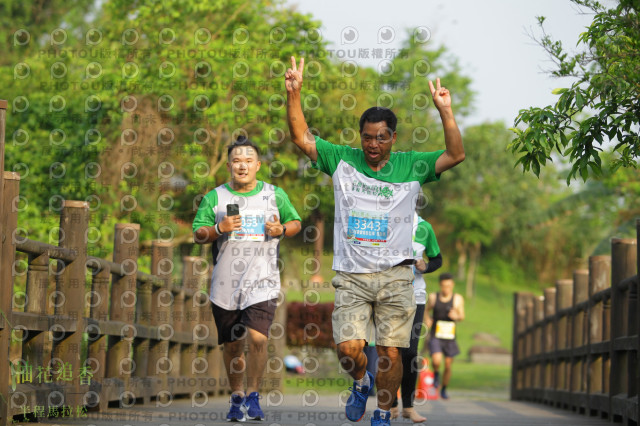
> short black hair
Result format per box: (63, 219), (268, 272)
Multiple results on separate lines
(359, 107), (398, 133)
(227, 135), (261, 157)
(439, 272), (454, 282)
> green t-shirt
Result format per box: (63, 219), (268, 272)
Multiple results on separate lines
(313, 136), (444, 185)
(312, 135), (444, 273)
(413, 214), (441, 304)
(415, 219), (440, 258)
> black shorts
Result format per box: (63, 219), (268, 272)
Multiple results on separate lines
(428, 336), (460, 358)
(210, 299), (277, 344)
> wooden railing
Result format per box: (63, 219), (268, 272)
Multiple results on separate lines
(511, 219), (639, 425)
(0, 100), (285, 425)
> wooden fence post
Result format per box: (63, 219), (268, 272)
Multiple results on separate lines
(533, 296), (544, 391)
(149, 241), (172, 400)
(168, 285), (184, 390)
(610, 237), (637, 422)
(0, 169), (19, 426)
(571, 270), (589, 398)
(589, 256), (611, 347)
(106, 223), (139, 404)
(134, 252), (152, 403)
(511, 292), (532, 400)
(181, 256), (203, 381)
(52, 200), (89, 409)
(555, 279), (573, 396)
(23, 250), (51, 378)
(88, 261), (110, 411)
(587, 255), (611, 416)
(543, 287), (556, 391)
(524, 298), (534, 390)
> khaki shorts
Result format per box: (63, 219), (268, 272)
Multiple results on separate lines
(331, 265), (416, 348)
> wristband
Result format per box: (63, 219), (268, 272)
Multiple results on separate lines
(279, 225), (287, 240)
(215, 223), (222, 235)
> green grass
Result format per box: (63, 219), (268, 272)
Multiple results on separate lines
(448, 361), (510, 392)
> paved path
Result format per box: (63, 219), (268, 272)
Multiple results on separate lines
(29, 393), (612, 426)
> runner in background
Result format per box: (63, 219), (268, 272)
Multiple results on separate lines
(424, 273), (465, 400)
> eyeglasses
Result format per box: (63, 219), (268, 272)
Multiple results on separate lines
(361, 133), (394, 144)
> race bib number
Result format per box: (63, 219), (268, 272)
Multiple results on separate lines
(228, 210), (266, 241)
(346, 210), (389, 247)
(435, 320), (456, 340)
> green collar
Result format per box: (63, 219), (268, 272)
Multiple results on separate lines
(224, 180), (264, 196)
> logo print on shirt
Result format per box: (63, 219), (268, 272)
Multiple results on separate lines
(351, 181), (394, 199)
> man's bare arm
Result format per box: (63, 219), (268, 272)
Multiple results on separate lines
(429, 78), (465, 174)
(450, 294), (466, 321)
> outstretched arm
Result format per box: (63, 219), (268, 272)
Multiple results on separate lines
(430, 78), (465, 174)
(285, 56), (317, 162)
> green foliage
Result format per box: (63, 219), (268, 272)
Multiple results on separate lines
(381, 35), (474, 151)
(511, 0), (640, 183)
(2, 0), (340, 247)
(431, 123), (513, 247)
(0, 0), (96, 66)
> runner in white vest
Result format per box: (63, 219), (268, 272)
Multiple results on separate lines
(285, 56), (465, 426)
(193, 137), (301, 422)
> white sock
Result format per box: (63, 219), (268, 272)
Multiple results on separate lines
(355, 372), (370, 388)
(377, 408), (391, 419)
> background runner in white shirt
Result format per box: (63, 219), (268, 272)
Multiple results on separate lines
(193, 137), (301, 421)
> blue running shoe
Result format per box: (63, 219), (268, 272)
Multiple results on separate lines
(346, 371), (374, 422)
(243, 392), (264, 420)
(226, 394), (246, 422)
(371, 408), (391, 426)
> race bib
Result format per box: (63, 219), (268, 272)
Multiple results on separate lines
(228, 210), (266, 241)
(435, 320), (456, 340)
(346, 210), (389, 247)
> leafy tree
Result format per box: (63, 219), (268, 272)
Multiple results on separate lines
(377, 34), (474, 152)
(1, 0), (341, 253)
(427, 123), (526, 296)
(510, 0), (639, 183)
(0, 0), (96, 66)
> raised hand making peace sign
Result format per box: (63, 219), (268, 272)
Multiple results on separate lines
(285, 56), (304, 93)
(429, 78), (452, 112)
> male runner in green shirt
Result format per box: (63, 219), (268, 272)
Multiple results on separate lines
(285, 56), (464, 425)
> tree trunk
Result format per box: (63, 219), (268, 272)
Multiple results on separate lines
(455, 240), (467, 281)
(311, 211), (325, 284)
(465, 241), (481, 299)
